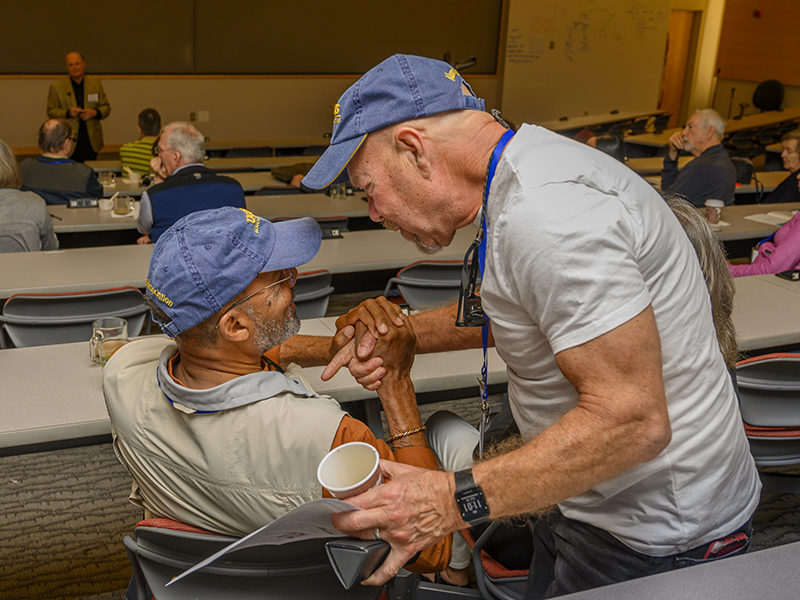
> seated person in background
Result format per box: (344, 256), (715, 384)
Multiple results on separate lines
(662, 109), (736, 207)
(19, 119), (103, 205)
(0, 140), (59, 252)
(136, 122), (245, 244)
(763, 130), (800, 204)
(119, 108), (161, 175)
(103, 207), (450, 570)
(593, 134), (625, 162)
(730, 174), (800, 277)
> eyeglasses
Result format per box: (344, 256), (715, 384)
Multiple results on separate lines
(455, 232), (488, 327)
(215, 269), (296, 329)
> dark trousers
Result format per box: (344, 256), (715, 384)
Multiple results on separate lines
(71, 126), (98, 163)
(525, 508), (753, 599)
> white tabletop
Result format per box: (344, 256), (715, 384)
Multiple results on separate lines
(557, 541), (800, 599)
(49, 193), (370, 233)
(2, 276), (798, 451)
(0, 316), (506, 451)
(88, 155), (318, 173)
(537, 110), (664, 133)
(712, 201), (800, 242)
(0, 227), (476, 299)
(645, 170), (788, 195)
(626, 155), (692, 175)
(100, 171), (290, 197)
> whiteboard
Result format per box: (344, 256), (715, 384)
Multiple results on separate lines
(500, 0), (670, 126)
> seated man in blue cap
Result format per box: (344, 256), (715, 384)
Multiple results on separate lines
(103, 207), (450, 578)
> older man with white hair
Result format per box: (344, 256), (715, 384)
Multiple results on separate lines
(136, 122), (245, 244)
(661, 108), (736, 207)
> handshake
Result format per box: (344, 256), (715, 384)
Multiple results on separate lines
(321, 297), (417, 391)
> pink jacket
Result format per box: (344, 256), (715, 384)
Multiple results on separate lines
(730, 210), (800, 277)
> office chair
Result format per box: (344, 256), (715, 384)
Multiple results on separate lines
(461, 521), (532, 600)
(294, 270), (335, 319)
(753, 80), (784, 113)
(604, 121), (631, 137)
(736, 353), (800, 493)
(724, 128), (759, 156)
(0, 286), (149, 349)
(651, 113), (672, 133)
(628, 117), (650, 136)
(383, 261), (462, 311)
(124, 518), (386, 600)
(756, 126), (781, 147)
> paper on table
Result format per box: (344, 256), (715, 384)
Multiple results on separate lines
(165, 498), (357, 587)
(710, 220), (730, 232)
(744, 213), (791, 226)
(768, 211), (797, 222)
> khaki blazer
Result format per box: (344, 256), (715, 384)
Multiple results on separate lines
(47, 75), (111, 155)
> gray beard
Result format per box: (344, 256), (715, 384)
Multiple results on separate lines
(243, 304), (301, 356)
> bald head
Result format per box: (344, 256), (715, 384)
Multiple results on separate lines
(65, 52), (86, 83)
(39, 119), (73, 154)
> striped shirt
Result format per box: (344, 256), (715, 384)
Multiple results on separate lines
(119, 138), (157, 175)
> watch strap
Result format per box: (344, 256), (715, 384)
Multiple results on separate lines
(454, 468), (477, 492)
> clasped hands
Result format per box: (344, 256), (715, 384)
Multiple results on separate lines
(68, 106), (97, 121)
(322, 297), (415, 388)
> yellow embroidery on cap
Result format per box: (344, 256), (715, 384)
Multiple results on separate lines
(239, 208), (260, 233)
(333, 103), (341, 124)
(444, 68), (458, 81)
(145, 279), (173, 307)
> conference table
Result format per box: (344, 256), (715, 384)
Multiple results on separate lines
(556, 539), (800, 599)
(205, 136), (329, 157)
(87, 155), (318, 174)
(48, 193), (369, 233)
(626, 155), (692, 175)
(2, 273), (799, 455)
(644, 170), (789, 196)
(710, 201), (799, 242)
(0, 316), (505, 454)
(99, 171), (289, 197)
(0, 227), (476, 300)
(537, 109), (665, 134)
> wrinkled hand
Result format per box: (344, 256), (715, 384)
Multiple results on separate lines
(79, 108), (97, 121)
(68, 106), (82, 118)
(322, 298), (407, 388)
(150, 156), (168, 183)
(332, 461), (459, 586)
(668, 131), (684, 160)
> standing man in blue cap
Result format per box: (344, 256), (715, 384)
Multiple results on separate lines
(103, 207), (450, 600)
(303, 55), (760, 597)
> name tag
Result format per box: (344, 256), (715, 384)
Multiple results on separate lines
(88, 93), (99, 103)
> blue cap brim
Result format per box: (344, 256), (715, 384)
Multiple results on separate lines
(302, 134), (367, 190)
(264, 217), (322, 272)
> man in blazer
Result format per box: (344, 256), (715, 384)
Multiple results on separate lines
(46, 52), (111, 162)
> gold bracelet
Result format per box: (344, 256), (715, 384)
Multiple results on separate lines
(386, 425), (426, 445)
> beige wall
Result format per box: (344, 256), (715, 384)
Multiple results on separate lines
(0, 76), (498, 150)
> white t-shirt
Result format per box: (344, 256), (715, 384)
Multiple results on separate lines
(481, 124), (760, 555)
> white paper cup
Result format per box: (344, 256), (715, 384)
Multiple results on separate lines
(98, 198), (113, 211)
(705, 199), (724, 225)
(317, 442), (382, 499)
(129, 172), (141, 185)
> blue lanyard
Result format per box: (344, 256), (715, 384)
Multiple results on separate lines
(477, 129), (514, 455)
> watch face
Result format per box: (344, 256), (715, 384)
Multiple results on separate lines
(456, 489), (489, 521)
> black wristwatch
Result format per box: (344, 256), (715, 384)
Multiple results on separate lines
(454, 468), (491, 525)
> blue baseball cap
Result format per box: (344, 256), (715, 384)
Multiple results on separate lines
(145, 207), (322, 337)
(302, 54), (485, 190)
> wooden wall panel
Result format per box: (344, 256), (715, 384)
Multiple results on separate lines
(716, 0), (800, 85)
